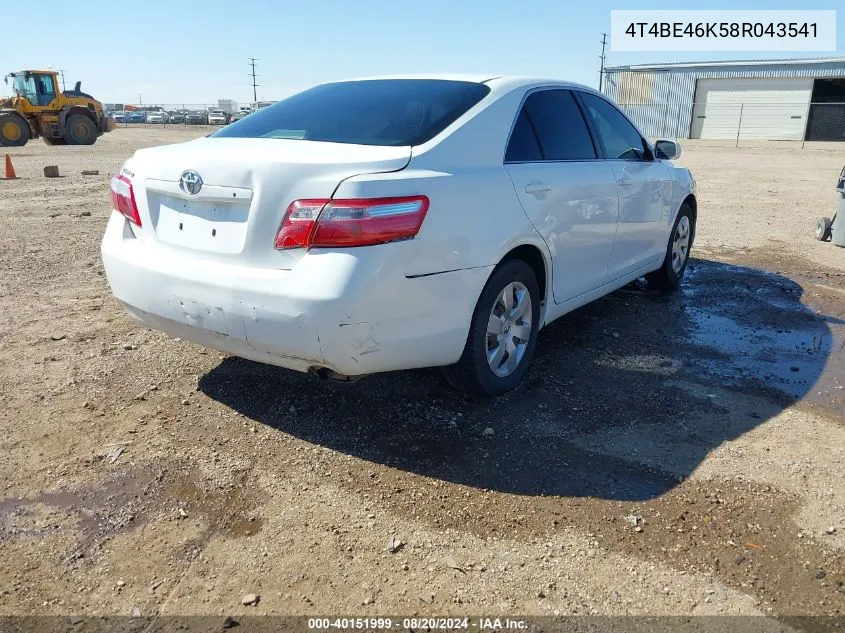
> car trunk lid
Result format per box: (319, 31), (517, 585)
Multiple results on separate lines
(123, 137), (411, 269)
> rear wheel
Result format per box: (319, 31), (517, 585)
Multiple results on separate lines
(0, 113), (30, 147)
(815, 217), (833, 241)
(64, 114), (98, 145)
(442, 259), (541, 396)
(647, 203), (694, 292)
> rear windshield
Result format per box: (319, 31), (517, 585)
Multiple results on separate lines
(212, 79), (491, 146)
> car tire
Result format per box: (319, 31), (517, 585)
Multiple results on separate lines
(64, 114), (98, 145)
(815, 216), (833, 241)
(647, 202), (694, 292)
(442, 259), (541, 396)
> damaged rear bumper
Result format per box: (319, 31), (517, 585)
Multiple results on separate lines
(101, 212), (490, 376)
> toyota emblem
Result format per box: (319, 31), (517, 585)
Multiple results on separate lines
(179, 170), (203, 195)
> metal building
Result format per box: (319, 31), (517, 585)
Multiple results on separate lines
(602, 57), (845, 142)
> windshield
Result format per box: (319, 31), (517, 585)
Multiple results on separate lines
(212, 79), (491, 146)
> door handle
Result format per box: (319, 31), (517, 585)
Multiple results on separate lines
(524, 181), (552, 195)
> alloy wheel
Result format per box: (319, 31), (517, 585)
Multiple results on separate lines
(672, 215), (691, 273)
(486, 281), (533, 377)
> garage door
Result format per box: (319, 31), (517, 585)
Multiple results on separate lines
(690, 78), (812, 140)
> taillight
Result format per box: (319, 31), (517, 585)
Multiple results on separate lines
(110, 174), (141, 226)
(274, 199), (325, 249)
(274, 196), (429, 250)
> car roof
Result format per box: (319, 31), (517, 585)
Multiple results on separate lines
(320, 74), (600, 96)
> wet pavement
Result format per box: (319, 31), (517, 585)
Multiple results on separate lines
(683, 261), (845, 414)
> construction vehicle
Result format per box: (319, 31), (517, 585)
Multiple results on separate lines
(0, 70), (115, 147)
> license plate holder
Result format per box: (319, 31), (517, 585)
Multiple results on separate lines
(156, 198), (248, 254)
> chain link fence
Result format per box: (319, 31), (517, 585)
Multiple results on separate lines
(616, 101), (845, 147)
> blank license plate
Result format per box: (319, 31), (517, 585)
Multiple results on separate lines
(155, 198), (249, 254)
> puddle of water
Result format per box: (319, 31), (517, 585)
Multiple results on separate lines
(686, 307), (827, 399)
(681, 261), (845, 414)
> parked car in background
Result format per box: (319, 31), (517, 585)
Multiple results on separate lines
(185, 110), (208, 125)
(126, 111), (146, 123)
(112, 111), (127, 122)
(208, 110), (229, 125)
(230, 111), (246, 122)
(168, 110), (187, 124)
(145, 111), (168, 124)
(102, 76), (696, 396)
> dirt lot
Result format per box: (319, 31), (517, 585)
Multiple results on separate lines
(0, 128), (844, 627)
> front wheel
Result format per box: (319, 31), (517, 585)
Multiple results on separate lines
(442, 259), (541, 396)
(0, 113), (30, 147)
(647, 203), (694, 292)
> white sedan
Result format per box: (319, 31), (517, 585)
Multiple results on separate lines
(102, 75), (696, 395)
(144, 111), (167, 124)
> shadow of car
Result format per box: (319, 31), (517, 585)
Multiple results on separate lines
(198, 259), (839, 502)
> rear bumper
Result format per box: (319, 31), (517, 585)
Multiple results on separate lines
(101, 212), (490, 376)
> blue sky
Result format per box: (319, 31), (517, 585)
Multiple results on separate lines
(3, 0), (843, 106)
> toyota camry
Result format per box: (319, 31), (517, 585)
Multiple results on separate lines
(101, 75), (696, 395)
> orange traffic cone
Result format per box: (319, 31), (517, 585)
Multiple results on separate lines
(4, 154), (16, 180)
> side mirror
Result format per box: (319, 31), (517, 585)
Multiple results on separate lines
(654, 139), (681, 160)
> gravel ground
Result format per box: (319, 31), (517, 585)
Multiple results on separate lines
(0, 128), (843, 627)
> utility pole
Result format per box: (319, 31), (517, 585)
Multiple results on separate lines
(248, 58), (260, 103)
(138, 93), (143, 108)
(598, 33), (607, 92)
(56, 69), (67, 91)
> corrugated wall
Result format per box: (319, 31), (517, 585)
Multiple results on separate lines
(603, 61), (845, 139)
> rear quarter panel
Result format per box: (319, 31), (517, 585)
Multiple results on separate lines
(333, 167), (549, 280)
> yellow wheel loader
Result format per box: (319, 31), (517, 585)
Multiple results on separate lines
(0, 70), (116, 147)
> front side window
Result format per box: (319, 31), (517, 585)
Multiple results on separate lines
(214, 79), (491, 146)
(13, 75), (36, 104)
(579, 92), (647, 160)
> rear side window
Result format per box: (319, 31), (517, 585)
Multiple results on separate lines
(578, 92), (647, 160)
(505, 109), (543, 162)
(523, 90), (596, 161)
(212, 79), (490, 147)
(504, 90), (596, 162)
